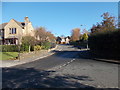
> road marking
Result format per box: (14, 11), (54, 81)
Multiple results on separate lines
(62, 64), (66, 66)
(54, 58), (76, 70)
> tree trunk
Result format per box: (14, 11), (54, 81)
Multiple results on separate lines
(29, 45), (31, 53)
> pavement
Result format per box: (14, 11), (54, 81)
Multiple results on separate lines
(78, 49), (120, 64)
(2, 45), (119, 89)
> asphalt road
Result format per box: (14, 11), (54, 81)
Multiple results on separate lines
(2, 45), (119, 89)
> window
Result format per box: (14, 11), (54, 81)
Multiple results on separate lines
(9, 28), (12, 34)
(9, 28), (16, 34)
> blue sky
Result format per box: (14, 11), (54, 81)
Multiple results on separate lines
(2, 2), (118, 36)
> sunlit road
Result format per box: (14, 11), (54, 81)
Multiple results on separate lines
(2, 45), (119, 89)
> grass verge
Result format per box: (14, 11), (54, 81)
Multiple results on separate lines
(0, 52), (18, 60)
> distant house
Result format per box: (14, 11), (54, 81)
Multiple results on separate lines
(61, 37), (66, 44)
(0, 17), (34, 45)
(56, 36), (62, 44)
(65, 36), (70, 44)
(56, 36), (70, 44)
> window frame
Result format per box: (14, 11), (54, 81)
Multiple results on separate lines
(9, 28), (17, 34)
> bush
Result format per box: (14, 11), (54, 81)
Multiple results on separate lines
(70, 41), (87, 48)
(20, 44), (29, 52)
(41, 41), (51, 50)
(34, 45), (41, 51)
(2, 45), (19, 52)
(30, 45), (34, 51)
(88, 29), (120, 58)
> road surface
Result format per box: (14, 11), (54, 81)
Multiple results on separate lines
(2, 45), (119, 89)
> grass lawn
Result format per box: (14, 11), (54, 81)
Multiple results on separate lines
(0, 52), (18, 60)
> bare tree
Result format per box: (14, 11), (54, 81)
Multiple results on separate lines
(71, 28), (80, 41)
(35, 27), (56, 44)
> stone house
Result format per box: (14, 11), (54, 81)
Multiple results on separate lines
(0, 17), (34, 45)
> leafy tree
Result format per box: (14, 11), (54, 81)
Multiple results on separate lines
(91, 12), (116, 33)
(82, 33), (88, 41)
(101, 12), (116, 30)
(22, 36), (36, 52)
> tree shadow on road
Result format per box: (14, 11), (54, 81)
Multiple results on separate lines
(51, 50), (120, 61)
(2, 67), (95, 89)
(50, 50), (92, 59)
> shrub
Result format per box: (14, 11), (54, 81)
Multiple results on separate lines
(20, 44), (29, 52)
(41, 41), (51, 50)
(2, 45), (19, 52)
(34, 45), (41, 51)
(70, 41), (87, 48)
(30, 45), (34, 51)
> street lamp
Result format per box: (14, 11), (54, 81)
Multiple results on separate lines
(80, 24), (89, 50)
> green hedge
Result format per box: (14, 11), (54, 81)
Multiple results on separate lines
(2, 45), (19, 52)
(20, 44), (29, 52)
(1, 41), (55, 52)
(88, 29), (120, 58)
(41, 41), (51, 50)
(2, 45), (33, 52)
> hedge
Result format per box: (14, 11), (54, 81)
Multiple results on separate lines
(2, 45), (19, 52)
(70, 41), (87, 48)
(41, 41), (51, 50)
(88, 29), (120, 59)
(1, 42), (56, 52)
(2, 45), (33, 52)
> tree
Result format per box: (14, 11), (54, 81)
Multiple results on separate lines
(35, 27), (47, 44)
(35, 27), (56, 46)
(71, 28), (80, 41)
(91, 12), (116, 33)
(82, 29), (89, 34)
(82, 33), (88, 41)
(101, 12), (116, 30)
(46, 31), (56, 43)
(22, 36), (36, 52)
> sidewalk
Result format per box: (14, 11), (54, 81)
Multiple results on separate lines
(1, 45), (58, 68)
(78, 49), (120, 64)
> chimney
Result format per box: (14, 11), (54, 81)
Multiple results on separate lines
(24, 16), (30, 24)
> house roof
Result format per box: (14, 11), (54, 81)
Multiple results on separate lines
(12, 19), (25, 28)
(0, 19), (25, 29)
(0, 23), (8, 29)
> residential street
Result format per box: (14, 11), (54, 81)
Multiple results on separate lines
(2, 45), (119, 89)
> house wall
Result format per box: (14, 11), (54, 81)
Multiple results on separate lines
(3, 17), (35, 45)
(24, 22), (34, 36)
(24, 17), (35, 37)
(4, 19), (23, 41)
